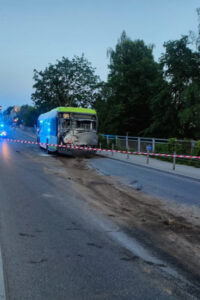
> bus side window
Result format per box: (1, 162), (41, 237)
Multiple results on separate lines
(39, 120), (44, 133)
(51, 118), (57, 134)
(44, 120), (50, 134)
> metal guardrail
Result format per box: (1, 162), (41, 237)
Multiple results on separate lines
(101, 134), (196, 154)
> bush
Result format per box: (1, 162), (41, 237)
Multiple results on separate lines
(17, 105), (39, 127)
(154, 138), (200, 168)
(167, 138), (176, 153)
(155, 143), (168, 153)
(98, 134), (109, 149)
(193, 140), (200, 156)
(98, 135), (126, 151)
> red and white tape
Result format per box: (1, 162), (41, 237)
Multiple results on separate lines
(1, 137), (200, 160)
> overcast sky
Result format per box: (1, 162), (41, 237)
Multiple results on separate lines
(0, 0), (199, 109)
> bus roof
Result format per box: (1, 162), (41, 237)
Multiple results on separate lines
(38, 107), (96, 120)
(57, 107), (96, 114)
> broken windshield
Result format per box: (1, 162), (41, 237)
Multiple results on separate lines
(61, 119), (70, 128)
(76, 120), (96, 130)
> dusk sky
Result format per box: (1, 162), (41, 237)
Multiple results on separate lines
(0, 0), (199, 109)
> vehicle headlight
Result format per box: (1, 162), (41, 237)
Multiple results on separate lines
(0, 131), (7, 136)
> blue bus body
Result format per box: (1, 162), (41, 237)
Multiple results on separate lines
(37, 107), (98, 153)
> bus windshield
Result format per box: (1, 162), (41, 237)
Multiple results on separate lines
(61, 119), (70, 129)
(76, 120), (96, 130)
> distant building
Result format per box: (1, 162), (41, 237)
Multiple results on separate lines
(11, 106), (21, 115)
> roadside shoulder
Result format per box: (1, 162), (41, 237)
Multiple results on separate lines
(98, 152), (200, 181)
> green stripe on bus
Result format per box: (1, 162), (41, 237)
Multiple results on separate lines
(57, 107), (96, 114)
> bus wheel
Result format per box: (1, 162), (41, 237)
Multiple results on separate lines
(46, 140), (57, 154)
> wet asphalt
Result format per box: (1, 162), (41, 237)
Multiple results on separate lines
(0, 128), (198, 299)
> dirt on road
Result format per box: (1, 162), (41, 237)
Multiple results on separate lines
(53, 156), (200, 280)
(33, 151), (200, 282)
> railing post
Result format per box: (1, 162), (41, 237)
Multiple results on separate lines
(152, 138), (155, 153)
(115, 135), (118, 147)
(126, 132), (129, 149)
(106, 135), (109, 145)
(138, 137), (141, 153)
(191, 140), (195, 153)
(173, 151), (176, 170)
(146, 150), (150, 164)
(112, 143), (114, 156)
(127, 148), (129, 159)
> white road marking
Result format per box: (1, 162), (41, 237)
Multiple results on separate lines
(0, 248), (6, 300)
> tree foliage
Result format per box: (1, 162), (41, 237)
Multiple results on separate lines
(159, 35), (200, 138)
(100, 31), (163, 135)
(145, 81), (177, 137)
(15, 105), (38, 127)
(3, 106), (14, 116)
(32, 55), (100, 112)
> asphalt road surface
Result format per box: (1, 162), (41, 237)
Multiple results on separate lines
(0, 128), (198, 299)
(89, 157), (200, 207)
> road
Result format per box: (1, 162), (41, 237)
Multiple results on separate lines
(89, 157), (200, 207)
(0, 128), (199, 299)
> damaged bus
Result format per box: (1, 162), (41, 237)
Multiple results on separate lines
(37, 107), (98, 153)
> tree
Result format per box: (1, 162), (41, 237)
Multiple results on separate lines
(189, 8), (200, 51)
(3, 106), (14, 116)
(160, 35), (200, 138)
(32, 55), (100, 112)
(103, 31), (162, 135)
(160, 36), (195, 107)
(145, 80), (177, 137)
(17, 105), (39, 127)
(93, 82), (112, 133)
(178, 83), (200, 139)
(197, 8), (200, 51)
